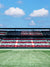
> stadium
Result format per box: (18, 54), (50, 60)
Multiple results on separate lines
(0, 28), (50, 67)
(0, 28), (50, 48)
(0, 0), (50, 67)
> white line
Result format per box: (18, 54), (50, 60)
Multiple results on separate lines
(31, 40), (34, 45)
(15, 40), (18, 45)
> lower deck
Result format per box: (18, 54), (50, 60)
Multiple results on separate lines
(0, 37), (50, 48)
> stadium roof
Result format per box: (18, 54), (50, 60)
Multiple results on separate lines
(0, 28), (50, 31)
(0, 28), (50, 29)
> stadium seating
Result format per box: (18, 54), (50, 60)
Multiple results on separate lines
(0, 28), (50, 48)
(0, 37), (50, 48)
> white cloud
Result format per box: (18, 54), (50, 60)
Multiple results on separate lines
(30, 8), (49, 17)
(29, 20), (36, 25)
(5, 7), (25, 17)
(17, 1), (22, 4)
(0, 4), (4, 8)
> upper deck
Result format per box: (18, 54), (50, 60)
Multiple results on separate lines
(0, 28), (50, 37)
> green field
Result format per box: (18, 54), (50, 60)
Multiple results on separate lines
(0, 49), (50, 67)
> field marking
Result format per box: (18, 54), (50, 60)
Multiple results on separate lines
(0, 49), (50, 51)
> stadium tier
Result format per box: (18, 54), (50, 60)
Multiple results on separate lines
(0, 28), (50, 48)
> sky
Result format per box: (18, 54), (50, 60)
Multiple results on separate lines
(0, 0), (50, 28)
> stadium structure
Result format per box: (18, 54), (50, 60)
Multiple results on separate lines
(0, 28), (50, 48)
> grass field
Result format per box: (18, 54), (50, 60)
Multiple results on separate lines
(0, 49), (50, 67)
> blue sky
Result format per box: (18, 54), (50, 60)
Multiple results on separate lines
(0, 0), (50, 28)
